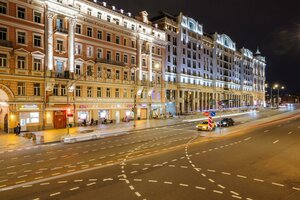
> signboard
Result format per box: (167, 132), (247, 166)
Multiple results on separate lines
(210, 111), (216, 117)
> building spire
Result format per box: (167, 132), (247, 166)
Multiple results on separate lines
(255, 47), (261, 55)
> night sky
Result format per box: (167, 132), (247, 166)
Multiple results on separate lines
(107, 0), (300, 94)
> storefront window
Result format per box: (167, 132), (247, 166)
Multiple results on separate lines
(99, 110), (109, 119)
(78, 111), (89, 121)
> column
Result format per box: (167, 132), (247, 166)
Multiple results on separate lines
(148, 43), (153, 82)
(47, 12), (55, 71)
(68, 18), (76, 72)
(137, 39), (142, 81)
(192, 91), (195, 112)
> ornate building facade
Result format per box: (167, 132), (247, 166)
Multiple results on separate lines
(0, 1), (265, 133)
(151, 12), (266, 115)
(0, 0), (166, 132)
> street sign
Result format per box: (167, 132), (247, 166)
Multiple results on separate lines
(210, 111), (216, 117)
(204, 111), (209, 117)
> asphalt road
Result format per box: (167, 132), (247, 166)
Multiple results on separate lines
(0, 108), (300, 200)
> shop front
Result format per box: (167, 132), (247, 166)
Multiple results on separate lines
(165, 102), (176, 115)
(151, 103), (163, 118)
(18, 104), (42, 131)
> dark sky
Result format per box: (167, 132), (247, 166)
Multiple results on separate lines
(107, 0), (300, 94)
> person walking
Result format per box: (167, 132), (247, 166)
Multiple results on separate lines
(15, 123), (21, 135)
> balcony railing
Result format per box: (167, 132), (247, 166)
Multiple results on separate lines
(0, 40), (13, 48)
(96, 58), (125, 66)
(54, 27), (68, 34)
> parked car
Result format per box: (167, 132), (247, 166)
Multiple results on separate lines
(196, 120), (217, 131)
(217, 118), (234, 127)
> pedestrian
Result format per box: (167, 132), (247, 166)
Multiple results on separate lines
(90, 118), (94, 126)
(15, 123), (21, 135)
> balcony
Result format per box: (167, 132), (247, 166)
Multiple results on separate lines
(96, 58), (125, 66)
(54, 27), (68, 34)
(0, 40), (13, 48)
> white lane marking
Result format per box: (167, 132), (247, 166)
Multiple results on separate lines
(129, 185), (135, 190)
(195, 186), (206, 190)
(58, 181), (68, 184)
(232, 195), (242, 199)
(213, 190), (223, 194)
(133, 179), (142, 182)
(179, 183), (189, 187)
(230, 191), (240, 195)
(288, 131), (293, 134)
(135, 192), (141, 197)
(253, 178), (264, 182)
(237, 175), (247, 179)
(87, 182), (96, 186)
(164, 181), (173, 184)
(148, 180), (158, 183)
(89, 179), (97, 182)
(222, 172), (231, 175)
(244, 137), (252, 141)
(264, 130), (270, 133)
(207, 169), (216, 173)
(218, 184), (226, 189)
(22, 185), (32, 188)
(70, 187), (80, 191)
(74, 179), (83, 182)
(272, 182), (284, 187)
(40, 182), (50, 186)
(292, 187), (300, 191)
(208, 179), (215, 183)
(273, 140), (279, 144)
(32, 198), (40, 200)
(50, 192), (61, 196)
(0, 179), (8, 183)
(18, 175), (28, 179)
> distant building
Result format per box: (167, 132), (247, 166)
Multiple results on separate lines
(151, 12), (266, 114)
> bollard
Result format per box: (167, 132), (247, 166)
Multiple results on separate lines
(40, 135), (44, 143)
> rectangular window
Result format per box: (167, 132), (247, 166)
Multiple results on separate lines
(75, 43), (81, 55)
(87, 87), (92, 97)
(53, 84), (58, 96)
(130, 89), (134, 98)
(106, 33), (111, 42)
(87, 65), (93, 76)
(106, 51), (111, 61)
(87, 27), (92, 37)
(115, 88), (120, 98)
(17, 56), (26, 69)
(124, 38), (127, 46)
(97, 66), (102, 78)
(124, 71), (128, 80)
(0, 2), (7, 14)
(33, 58), (41, 71)
(97, 87), (102, 97)
(124, 21), (128, 28)
(97, 31), (102, 39)
(97, 12), (102, 19)
(97, 49), (102, 59)
(124, 55), (128, 63)
(75, 24), (81, 34)
(87, 46), (93, 57)
(17, 7), (25, 19)
(116, 70), (120, 79)
(34, 11), (41, 23)
(75, 64), (81, 75)
(107, 15), (111, 22)
(61, 85), (66, 96)
(87, 8), (92, 16)
(0, 54), (7, 67)
(116, 36), (120, 44)
(17, 82), (25, 96)
(34, 83), (40, 96)
(142, 59), (146, 66)
(131, 56), (135, 64)
(116, 53), (120, 62)
(0, 27), (7, 40)
(17, 32), (26, 44)
(34, 35), (41, 47)
(131, 72), (135, 81)
(107, 69), (111, 79)
(57, 40), (63, 51)
(75, 86), (81, 97)
(123, 89), (127, 98)
(106, 88), (111, 97)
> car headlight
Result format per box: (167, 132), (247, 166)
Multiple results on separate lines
(196, 125), (199, 128)
(222, 122), (227, 125)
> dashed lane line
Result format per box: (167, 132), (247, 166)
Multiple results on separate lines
(273, 140), (279, 144)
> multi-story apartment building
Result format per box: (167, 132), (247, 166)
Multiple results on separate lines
(0, 0), (166, 132)
(151, 12), (266, 115)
